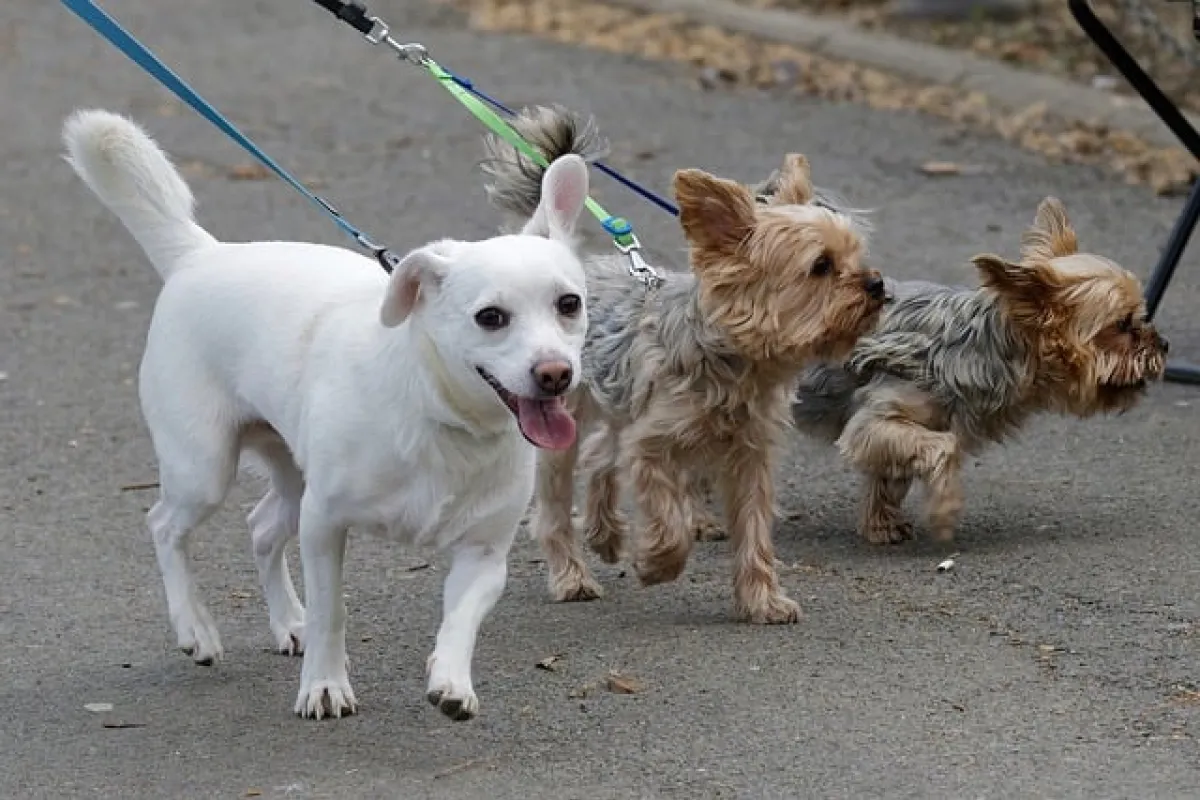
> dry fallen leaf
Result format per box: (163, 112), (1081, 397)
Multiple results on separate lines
(1172, 686), (1200, 705)
(536, 654), (563, 672)
(227, 164), (272, 181)
(244, 790), (263, 798)
(604, 671), (644, 694)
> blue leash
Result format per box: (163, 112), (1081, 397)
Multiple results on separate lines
(61, 0), (401, 270)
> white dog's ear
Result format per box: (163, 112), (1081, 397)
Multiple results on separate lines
(520, 154), (589, 240)
(380, 245), (452, 328)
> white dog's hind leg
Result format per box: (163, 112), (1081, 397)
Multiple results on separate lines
(425, 537), (512, 721)
(146, 446), (237, 666)
(294, 498), (356, 720)
(245, 440), (306, 656)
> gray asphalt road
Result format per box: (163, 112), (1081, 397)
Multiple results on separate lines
(3, 1), (1199, 797)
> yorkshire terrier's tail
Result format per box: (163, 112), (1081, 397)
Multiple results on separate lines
(481, 104), (609, 221)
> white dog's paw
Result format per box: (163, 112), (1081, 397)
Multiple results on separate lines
(270, 615), (306, 656)
(425, 683), (479, 722)
(425, 655), (479, 721)
(294, 676), (358, 720)
(172, 603), (223, 666)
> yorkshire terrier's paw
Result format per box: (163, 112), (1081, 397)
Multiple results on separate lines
(634, 549), (689, 587)
(740, 591), (802, 625)
(548, 564), (604, 603)
(862, 518), (914, 545)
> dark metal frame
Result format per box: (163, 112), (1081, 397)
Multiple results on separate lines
(1070, 0), (1200, 383)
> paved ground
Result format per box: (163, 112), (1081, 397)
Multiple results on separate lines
(3, 0), (1200, 797)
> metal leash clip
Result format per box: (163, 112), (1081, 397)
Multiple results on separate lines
(603, 218), (663, 290)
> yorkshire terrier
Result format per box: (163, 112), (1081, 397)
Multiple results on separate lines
(789, 196), (1168, 545)
(480, 106), (887, 623)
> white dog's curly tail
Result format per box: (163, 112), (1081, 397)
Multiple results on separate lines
(480, 104), (609, 225)
(62, 109), (217, 280)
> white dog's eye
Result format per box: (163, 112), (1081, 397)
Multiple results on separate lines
(475, 307), (510, 331)
(557, 293), (582, 318)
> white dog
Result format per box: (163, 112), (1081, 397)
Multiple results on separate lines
(63, 109), (590, 721)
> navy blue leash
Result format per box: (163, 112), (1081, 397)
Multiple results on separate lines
(60, 0), (403, 273)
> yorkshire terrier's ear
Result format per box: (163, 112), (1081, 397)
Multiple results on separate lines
(772, 153), (815, 205)
(673, 168), (757, 256)
(972, 253), (1064, 324)
(1021, 197), (1078, 262)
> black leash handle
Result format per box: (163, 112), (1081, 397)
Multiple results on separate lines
(310, 0), (375, 35)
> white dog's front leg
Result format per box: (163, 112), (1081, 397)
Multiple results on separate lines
(426, 540), (511, 721)
(294, 498), (356, 720)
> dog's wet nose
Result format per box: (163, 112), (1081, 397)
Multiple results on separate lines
(533, 360), (573, 395)
(863, 272), (886, 300)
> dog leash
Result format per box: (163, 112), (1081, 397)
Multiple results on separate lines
(307, 0), (664, 288)
(60, 0), (665, 287)
(60, 0), (406, 273)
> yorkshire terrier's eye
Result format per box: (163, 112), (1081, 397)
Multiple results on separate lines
(1116, 314), (1134, 334)
(812, 254), (834, 277)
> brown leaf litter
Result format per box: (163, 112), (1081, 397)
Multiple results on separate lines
(742, 0), (1200, 116)
(442, 0), (1197, 195)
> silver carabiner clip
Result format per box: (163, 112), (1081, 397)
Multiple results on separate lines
(615, 235), (663, 290)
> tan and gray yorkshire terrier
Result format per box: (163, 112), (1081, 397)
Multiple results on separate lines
(785, 193), (1168, 546)
(480, 106), (887, 623)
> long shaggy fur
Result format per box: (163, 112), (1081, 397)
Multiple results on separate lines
(790, 197), (1168, 545)
(481, 104), (610, 220)
(482, 105), (887, 623)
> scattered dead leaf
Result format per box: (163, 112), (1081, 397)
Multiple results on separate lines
(536, 654), (564, 671)
(604, 671), (645, 694)
(406, 560), (431, 572)
(245, 790), (263, 798)
(1171, 686), (1200, 705)
(227, 163), (272, 181)
(102, 722), (147, 729)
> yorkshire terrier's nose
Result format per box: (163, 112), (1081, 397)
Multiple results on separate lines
(863, 272), (886, 301)
(533, 360), (573, 396)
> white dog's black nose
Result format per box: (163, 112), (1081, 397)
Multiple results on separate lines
(533, 360), (573, 396)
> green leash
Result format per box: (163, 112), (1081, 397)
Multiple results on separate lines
(358, 20), (663, 288)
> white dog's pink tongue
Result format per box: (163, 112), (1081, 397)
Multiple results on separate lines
(516, 397), (576, 450)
